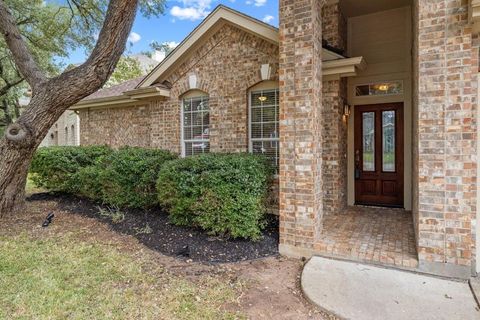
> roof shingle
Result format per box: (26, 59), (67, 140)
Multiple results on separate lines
(83, 76), (145, 101)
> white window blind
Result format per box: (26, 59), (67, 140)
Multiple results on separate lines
(249, 89), (279, 169)
(182, 95), (210, 156)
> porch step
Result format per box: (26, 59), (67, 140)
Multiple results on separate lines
(312, 250), (418, 271)
(302, 256), (479, 320)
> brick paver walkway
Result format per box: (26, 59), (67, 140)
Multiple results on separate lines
(314, 207), (418, 268)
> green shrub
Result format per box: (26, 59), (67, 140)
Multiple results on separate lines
(157, 153), (273, 241)
(30, 146), (112, 193)
(97, 147), (177, 208)
(75, 165), (104, 201)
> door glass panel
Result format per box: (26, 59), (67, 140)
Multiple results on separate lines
(382, 111), (396, 172)
(362, 112), (375, 171)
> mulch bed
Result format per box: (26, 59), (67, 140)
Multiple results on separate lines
(27, 193), (279, 263)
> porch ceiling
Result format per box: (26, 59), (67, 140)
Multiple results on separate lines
(338, 0), (412, 18)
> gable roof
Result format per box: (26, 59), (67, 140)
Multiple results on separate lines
(138, 5), (363, 88)
(72, 5), (365, 110)
(72, 76), (170, 110)
(137, 5), (281, 88)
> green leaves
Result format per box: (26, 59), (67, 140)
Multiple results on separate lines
(157, 153), (273, 241)
(29, 145), (113, 193)
(31, 146), (177, 209)
(30, 147), (274, 241)
(105, 56), (143, 87)
(95, 147), (177, 208)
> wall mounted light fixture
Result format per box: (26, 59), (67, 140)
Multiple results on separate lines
(343, 104), (351, 118)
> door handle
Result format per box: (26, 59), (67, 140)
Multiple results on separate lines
(355, 149), (361, 180)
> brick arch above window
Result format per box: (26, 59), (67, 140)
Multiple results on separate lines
(244, 66), (279, 92)
(248, 80), (279, 92)
(172, 77), (211, 98)
(180, 89), (209, 99)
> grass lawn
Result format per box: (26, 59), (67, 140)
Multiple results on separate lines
(0, 231), (242, 320)
(0, 184), (329, 319)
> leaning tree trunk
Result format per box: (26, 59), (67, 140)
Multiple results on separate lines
(0, 140), (34, 214)
(0, 0), (139, 216)
(0, 91), (74, 214)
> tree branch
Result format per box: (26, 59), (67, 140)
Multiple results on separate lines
(1, 0), (140, 146)
(0, 0), (46, 91)
(0, 78), (24, 98)
(48, 0), (139, 104)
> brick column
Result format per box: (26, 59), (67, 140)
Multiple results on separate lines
(322, 79), (348, 215)
(414, 0), (478, 278)
(322, 1), (347, 51)
(278, 0), (325, 257)
(322, 2), (348, 216)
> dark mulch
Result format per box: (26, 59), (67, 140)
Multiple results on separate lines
(27, 193), (279, 263)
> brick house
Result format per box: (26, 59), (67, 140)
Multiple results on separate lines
(40, 111), (80, 147)
(72, 1), (480, 279)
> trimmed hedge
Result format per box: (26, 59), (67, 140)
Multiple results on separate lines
(31, 147), (273, 241)
(157, 153), (273, 241)
(31, 146), (176, 209)
(30, 146), (112, 193)
(93, 147), (177, 208)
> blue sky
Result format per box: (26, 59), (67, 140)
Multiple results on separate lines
(66, 0), (279, 65)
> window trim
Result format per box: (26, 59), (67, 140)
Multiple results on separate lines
(180, 93), (210, 157)
(355, 80), (404, 97)
(248, 87), (280, 169)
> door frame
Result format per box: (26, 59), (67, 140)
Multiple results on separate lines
(353, 102), (404, 208)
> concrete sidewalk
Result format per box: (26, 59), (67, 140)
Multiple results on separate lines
(302, 257), (479, 320)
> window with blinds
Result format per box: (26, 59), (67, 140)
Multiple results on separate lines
(249, 89), (279, 169)
(182, 95), (210, 156)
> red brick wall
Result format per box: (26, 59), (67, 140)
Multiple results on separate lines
(79, 105), (152, 148)
(322, 1), (347, 52)
(279, 0), (325, 254)
(414, 0), (478, 275)
(321, 2), (348, 216)
(322, 79), (348, 215)
(80, 24), (279, 155)
(152, 24), (279, 154)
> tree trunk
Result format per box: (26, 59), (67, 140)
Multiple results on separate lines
(0, 90), (87, 215)
(0, 141), (32, 214)
(0, 0), (139, 216)
(0, 94), (51, 215)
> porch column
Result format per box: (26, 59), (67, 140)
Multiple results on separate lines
(414, 0), (478, 277)
(321, 1), (348, 216)
(278, 0), (325, 257)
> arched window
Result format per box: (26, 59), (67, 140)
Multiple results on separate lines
(249, 81), (279, 169)
(181, 90), (209, 157)
(71, 125), (75, 145)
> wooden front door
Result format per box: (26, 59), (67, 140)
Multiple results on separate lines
(354, 103), (404, 207)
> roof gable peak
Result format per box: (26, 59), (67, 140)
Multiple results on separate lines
(137, 5), (279, 88)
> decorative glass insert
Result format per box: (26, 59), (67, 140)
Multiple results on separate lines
(382, 111), (396, 172)
(356, 81), (403, 96)
(182, 95), (210, 156)
(362, 112), (375, 172)
(250, 89), (280, 169)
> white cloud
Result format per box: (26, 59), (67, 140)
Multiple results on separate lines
(165, 41), (180, 48)
(262, 15), (274, 24)
(170, 0), (213, 21)
(246, 0), (267, 7)
(128, 32), (141, 44)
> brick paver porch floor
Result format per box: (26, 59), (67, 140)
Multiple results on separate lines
(314, 206), (418, 269)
